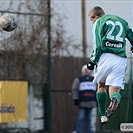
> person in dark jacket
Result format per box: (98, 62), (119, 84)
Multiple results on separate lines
(72, 65), (97, 133)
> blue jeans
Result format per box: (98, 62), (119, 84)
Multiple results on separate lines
(76, 107), (93, 133)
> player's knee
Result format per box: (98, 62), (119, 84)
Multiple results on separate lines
(98, 83), (106, 92)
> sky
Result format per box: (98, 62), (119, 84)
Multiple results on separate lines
(51, 0), (133, 82)
(0, 0), (132, 57)
(51, 0), (133, 57)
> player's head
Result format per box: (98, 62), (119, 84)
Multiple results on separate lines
(88, 6), (105, 24)
(81, 65), (91, 76)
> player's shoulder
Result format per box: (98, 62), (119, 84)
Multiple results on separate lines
(101, 14), (127, 22)
(98, 14), (128, 25)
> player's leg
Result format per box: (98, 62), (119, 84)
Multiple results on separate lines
(96, 82), (108, 124)
(105, 86), (121, 118)
(105, 54), (127, 119)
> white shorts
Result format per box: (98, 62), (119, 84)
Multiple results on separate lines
(93, 53), (127, 89)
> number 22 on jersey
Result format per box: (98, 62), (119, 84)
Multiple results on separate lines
(106, 20), (124, 42)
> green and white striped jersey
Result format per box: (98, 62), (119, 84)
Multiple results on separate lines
(90, 14), (133, 64)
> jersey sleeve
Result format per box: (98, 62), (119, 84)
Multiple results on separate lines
(126, 25), (133, 47)
(90, 20), (102, 64)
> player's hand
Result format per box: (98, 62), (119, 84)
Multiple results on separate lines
(73, 99), (79, 105)
(87, 61), (95, 70)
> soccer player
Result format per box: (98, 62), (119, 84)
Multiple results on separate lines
(87, 6), (133, 124)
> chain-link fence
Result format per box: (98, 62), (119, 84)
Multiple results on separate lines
(0, 1), (132, 133)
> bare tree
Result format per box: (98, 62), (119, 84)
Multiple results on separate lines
(0, 0), (82, 80)
(0, 0), (82, 55)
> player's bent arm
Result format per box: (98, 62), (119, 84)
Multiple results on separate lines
(126, 26), (133, 46)
(90, 23), (102, 64)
